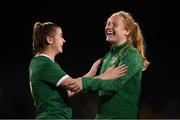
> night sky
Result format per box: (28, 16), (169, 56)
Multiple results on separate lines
(1, 0), (179, 118)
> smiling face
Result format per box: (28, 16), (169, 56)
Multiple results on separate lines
(47, 27), (65, 55)
(105, 14), (130, 45)
(52, 27), (65, 54)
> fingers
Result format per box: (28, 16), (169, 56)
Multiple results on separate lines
(67, 90), (75, 97)
(107, 65), (115, 71)
(75, 88), (81, 93)
(66, 84), (80, 92)
(97, 58), (102, 64)
(117, 65), (128, 72)
(65, 80), (81, 92)
(119, 69), (127, 75)
(96, 58), (102, 63)
(118, 73), (126, 77)
(114, 65), (127, 75)
(101, 64), (128, 80)
(92, 59), (102, 69)
(76, 80), (83, 91)
(112, 65), (127, 73)
(93, 59), (102, 67)
(117, 64), (128, 69)
(70, 79), (82, 93)
(110, 64), (128, 79)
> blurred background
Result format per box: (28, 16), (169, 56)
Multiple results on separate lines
(1, 0), (180, 119)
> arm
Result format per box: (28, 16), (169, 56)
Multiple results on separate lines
(61, 57), (127, 96)
(39, 61), (82, 96)
(62, 59), (102, 97)
(62, 59), (127, 96)
(61, 76), (82, 93)
(82, 51), (142, 91)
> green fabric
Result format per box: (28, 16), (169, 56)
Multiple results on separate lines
(29, 56), (72, 119)
(82, 41), (143, 119)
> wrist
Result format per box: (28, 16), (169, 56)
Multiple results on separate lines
(95, 73), (106, 79)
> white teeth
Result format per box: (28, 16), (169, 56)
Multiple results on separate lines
(107, 31), (114, 35)
(106, 29), (115, 35)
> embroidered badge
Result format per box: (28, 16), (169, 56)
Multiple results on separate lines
(110, 57), (117, 65)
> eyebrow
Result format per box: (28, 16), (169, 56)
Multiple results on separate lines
(105, 20), (110, 24)
(106, 19), (110, 23)
(106, 20), (116, 25)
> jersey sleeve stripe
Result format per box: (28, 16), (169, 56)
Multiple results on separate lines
(56, 74), (69, 87)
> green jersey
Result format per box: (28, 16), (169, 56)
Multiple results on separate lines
(82, 41), (143, 119)
(29, 54), (72, 119)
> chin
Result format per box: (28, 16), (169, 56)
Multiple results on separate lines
(106, 38), (113, 43)
(57, 49), (63, 54)
(59, 50), (63, 53)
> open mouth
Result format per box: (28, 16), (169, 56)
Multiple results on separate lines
(106, 29), (115, 35)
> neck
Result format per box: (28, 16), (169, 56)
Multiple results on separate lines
(39, 49), (56, 62)
(113, 39), (127, 46)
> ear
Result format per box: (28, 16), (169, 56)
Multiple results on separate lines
(46, 36), (53, 45)
(124, 29), (130, 36)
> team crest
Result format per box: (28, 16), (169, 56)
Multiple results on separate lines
(110, 57), (117, 65)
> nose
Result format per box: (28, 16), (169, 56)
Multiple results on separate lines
(105, 25), (112, 32)
(63, 39), (66, 43)
(106, 23), (113, 29)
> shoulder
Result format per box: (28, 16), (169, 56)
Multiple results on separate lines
(127, 45), (139, 53)
(122, 45), (141, 61)
(30, 56), (49, 66)
(30, 56), (57, 70)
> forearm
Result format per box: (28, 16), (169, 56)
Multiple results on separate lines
(82, 65), (141, 91)
(94, 73), (106, 79)
(82, 77), (122, 91)
(61, 77), (82, 93)
(82, 51), (143, 91)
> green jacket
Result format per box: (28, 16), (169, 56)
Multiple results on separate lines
(82, 41), (143, 119)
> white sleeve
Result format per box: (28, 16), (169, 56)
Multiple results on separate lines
(56, 74), (69, 87)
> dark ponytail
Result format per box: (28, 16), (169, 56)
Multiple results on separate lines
(32, 22), (43, 54)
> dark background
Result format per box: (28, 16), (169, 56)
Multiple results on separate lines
(1, 0), (180, 119)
